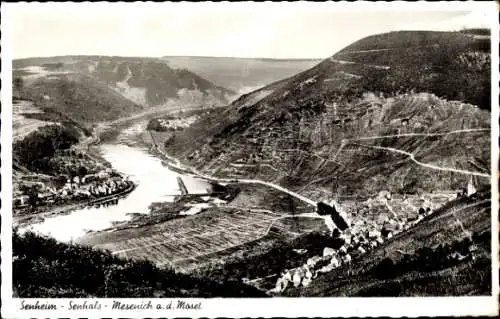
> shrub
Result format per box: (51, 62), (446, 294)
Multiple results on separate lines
(14, 124), (80, 173)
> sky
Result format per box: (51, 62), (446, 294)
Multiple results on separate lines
(6, 2), (494, 60)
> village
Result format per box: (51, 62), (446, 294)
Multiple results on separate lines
(264, 177), (479, 294)
(13, 167), (133, 215)
(147, 114), (201, 132)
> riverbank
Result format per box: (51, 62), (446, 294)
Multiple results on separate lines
(13, 120), (137, 227)
(15, 104), (227, 242)
(14, 181), (136, 227)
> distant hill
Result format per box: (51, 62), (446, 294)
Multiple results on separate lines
(162, 56), (322, 94)
(166, 30), (491, 198)
(13, 56), (237, 110)
(15, 72), (143, 123)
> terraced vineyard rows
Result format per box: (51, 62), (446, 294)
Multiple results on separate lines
(93, 207), (323, 270)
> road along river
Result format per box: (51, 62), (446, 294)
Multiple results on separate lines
(18, 126), (213, 243)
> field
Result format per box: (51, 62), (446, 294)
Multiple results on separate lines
(18, 73), (144, 123)
(12, 100), (55, 141)
(80, 183), (318, 271)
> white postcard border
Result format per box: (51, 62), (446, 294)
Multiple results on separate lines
(1, 1), (499, 318)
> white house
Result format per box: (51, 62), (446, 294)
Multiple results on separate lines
(323, 247), (336, 257)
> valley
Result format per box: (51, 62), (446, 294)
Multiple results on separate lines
(142, 29), (492, 295)
(11, 28), (493, 298)
(13, 56), (237, 122)
(162, 56), (323, 94)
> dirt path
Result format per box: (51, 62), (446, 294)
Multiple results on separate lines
(299, 129), (489, 177)
(311, 128), (490, 177)
(351, 128), (490, 141)
(353, 143), (490, 178)
(329, 57), (390, 70)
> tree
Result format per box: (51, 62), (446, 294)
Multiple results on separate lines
(20, 184), (41, 207)
(14, 124), (80, 173)
(78, 166), (88, 178)
(13, 77), (23, 94)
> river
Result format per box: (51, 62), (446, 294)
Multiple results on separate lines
(19, 125), (212, 243)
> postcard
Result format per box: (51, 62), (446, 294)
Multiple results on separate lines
(1, 1), (498, 317)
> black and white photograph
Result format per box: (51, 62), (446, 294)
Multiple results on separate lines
(1, 1), (498, 317)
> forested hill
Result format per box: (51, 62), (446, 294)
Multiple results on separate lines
(15, 73), (144, 123)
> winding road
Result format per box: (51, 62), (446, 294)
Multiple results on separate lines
(352, 142), (490, 178)
(153, 146), (318, 206)
(314, 128), (490, 177)
(155, 127), (491, 210)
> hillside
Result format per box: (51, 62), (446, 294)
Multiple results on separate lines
(13, 56), (237, 110)
(13, 231), (265, 297)
(16, 73), (144, 123)
(163, 30), (491, 200)
(155, 29), (492, 297)
(162, 56), (322, 94)
(283, 192), (491, 296)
